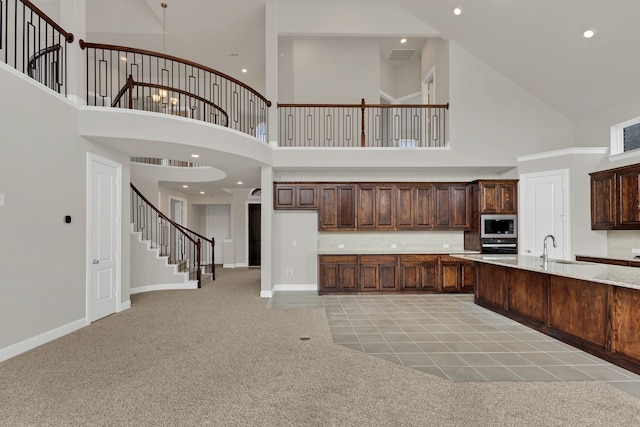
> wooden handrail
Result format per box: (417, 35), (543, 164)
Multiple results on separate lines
(27, 44), (61, 76)
(20, 0), (74, 43)
(277, 102), (449, 109)
(79, 40), (271, 107)
(130, 183), (198, 247)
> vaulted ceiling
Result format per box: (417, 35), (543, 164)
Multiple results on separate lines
(81, 0), (640, 122)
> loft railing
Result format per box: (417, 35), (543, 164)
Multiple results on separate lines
(131, 183), (215, 288)
(130, 157), (206, 168)
(1, 0), (74, 94)
(79, 41), (271, 139)
(278, 100), (448, 148)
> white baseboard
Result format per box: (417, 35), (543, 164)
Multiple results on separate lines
(260, 290), (273, 298)
(222, 263), (250, 269)
(0, 318), (86, 363)
(273, 284), (318, 292)
(120, 300), (132, 311)
(130, 282), (198, 294)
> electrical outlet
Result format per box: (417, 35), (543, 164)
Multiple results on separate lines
(285, 268), (293, 276)
(338, 244), (345, 249)
(443, 243), (450, 249)
(391, 243), (397, 249)
(632, 248), (640, 254)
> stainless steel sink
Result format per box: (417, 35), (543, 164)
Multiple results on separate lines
(548, 259), (588, 265)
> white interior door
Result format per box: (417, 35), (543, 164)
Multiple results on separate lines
(206, 204), (230, 265)
(88, 155), (120, 322)
(520, 169), (570, 259)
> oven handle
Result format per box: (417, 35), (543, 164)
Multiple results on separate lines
(482, 243), (517, 248)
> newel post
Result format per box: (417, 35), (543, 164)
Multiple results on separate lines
(360, 98), (366, 147)
(127, 75), (134, 110)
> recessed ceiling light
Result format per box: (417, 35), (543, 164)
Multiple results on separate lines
(583, 29), (595, 38)
(400, 38), (407, 44)
(199, 191), (205, 195)
(191, 154), (199, 158)
(236, 181), (243, 185)
(453, 7), (462, 16)
(182, 185), (189, 188)
(241, 68), (248, 73)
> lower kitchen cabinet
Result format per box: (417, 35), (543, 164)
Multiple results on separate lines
(399, 255), (439, 291)
(318, 255), (358, 293)
(319, 254), (474, 294)
(440, 256), (476, 292)
(359, 255), (398, 292)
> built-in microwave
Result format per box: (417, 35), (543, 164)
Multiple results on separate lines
(481, 214), (517, 238)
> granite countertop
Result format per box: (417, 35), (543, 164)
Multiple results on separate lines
(452, 254), (640, 290)
(317, 249), (481, 255)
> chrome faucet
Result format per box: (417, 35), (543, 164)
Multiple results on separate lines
(540, 234), (557, 263)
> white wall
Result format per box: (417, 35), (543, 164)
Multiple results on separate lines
(0, 64), (130, 351)
(421, 38), (449, 105)
(576, 93), (640, 149)
(273, 211), (318, 289)
(292, 38), (380, 103)
(449, 41), (575, 162)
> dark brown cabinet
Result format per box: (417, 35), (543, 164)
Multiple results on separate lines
(439, 255), (476, 292)
(357, 185), (395, 230)
(396, 185), (434, 230)
(399, 255), (439, 291)
(274, 183), (318, 210)
(617, 166), (640, 227)
(318, 255), (358, 293)
(434, 184), (470, 229)
(478, 181), (518, 214)
(590, 171), (616, 229)
(359, 255), (398, 292)
(590, 164), (640, 230)
(318, 185), (356, 230)
(319, 254), (475, 294)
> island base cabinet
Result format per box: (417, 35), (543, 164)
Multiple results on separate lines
(548, 276), (609, 349)
(475, 263), (507, 310)
(506, 269), (548, 327)
(611, 287), (640, 361)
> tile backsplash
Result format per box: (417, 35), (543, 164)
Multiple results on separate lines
(317, 231), (464, 252)
(607, 230), (640, 259)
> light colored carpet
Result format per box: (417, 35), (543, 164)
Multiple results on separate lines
(1, 268), (640, 426)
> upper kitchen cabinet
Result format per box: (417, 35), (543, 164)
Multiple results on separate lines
(318, 184), (356, 230)
(357, 184), (395, 230)
(590, 170), (616, 229)
(395, 184), (434, 230)
(434, 184), (471, 230)
(274, 183), (318, 210)
(477, 180), (518, 214)
(590, 163), (640, 230)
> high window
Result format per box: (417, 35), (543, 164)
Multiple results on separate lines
(611, 117), (640, 155)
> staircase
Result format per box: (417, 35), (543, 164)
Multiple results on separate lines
(129, 184), (215, 294)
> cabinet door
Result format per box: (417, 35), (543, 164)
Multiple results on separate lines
(499, 182), (518, 214)
(274, 184), (295, 209)
(415, 185), (434, 229)
(617, 167), (640, 228)
(319, 263), (340, 293)
(460, 263), (476, 292)
(376, 185), (395, 229)
(318, 186), (338, 230)
(339, 263), (358, 291)
(434, 185), (470, 230)
(337, 186), (356, 229)
(399, 255), (438, 291)
(318, 255), (358, 293)
(359, 264), (379, 292)
(297, 185), (318, 209)
(590, 171), (616, 229)
(480, 182), (500, 214)
(356, 185), (376, 229)
(440, 261), (461, 292)
(396, 186), (415, 229)
(379, 263), (399, 291)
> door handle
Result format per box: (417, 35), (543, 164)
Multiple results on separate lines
(92, 260), (100, 264)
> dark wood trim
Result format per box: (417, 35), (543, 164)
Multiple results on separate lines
(21, 0), (74, 42)
(277, 102), (449, 109)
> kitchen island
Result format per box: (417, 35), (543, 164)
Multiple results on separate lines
(453, 254), (640, 374)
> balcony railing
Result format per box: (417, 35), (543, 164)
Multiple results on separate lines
(1, 0), (74, 94)
(79, 41), (271, 139)
(278, 100), (448, 148)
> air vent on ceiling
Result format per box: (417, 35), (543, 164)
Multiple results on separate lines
(388, 49), (416, 62)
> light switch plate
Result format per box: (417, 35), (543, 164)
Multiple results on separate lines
(0, 193), (4, 206)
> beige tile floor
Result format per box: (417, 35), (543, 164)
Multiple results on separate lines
(266, 292), (640, 398)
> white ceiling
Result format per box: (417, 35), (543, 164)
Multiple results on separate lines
(77, 0), (640, 194)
